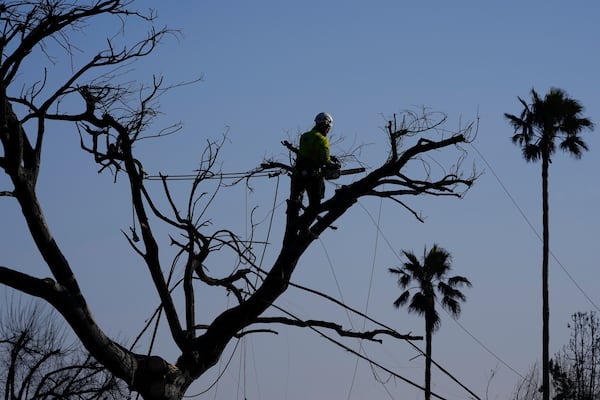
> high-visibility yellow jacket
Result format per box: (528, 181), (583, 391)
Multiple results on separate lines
(297, 128), (330, 171)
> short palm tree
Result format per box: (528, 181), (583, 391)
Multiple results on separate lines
(504, 87), (593, 400)
(389, 244), (471, 400)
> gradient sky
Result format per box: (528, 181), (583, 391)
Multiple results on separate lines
(1, 1), (600, 399)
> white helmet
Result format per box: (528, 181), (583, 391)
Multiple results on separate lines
(314, 112), (333, 127)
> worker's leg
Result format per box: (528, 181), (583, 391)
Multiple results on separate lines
(290, 173), (303, 202)
(305, 178), (320, 210)
(283, 174), (303, 237)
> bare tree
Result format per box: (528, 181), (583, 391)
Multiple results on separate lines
(551, 312), (600, 400)
(511, 313), (600, 400)
(0, 1), (477, 399)
(512, 363), (544, 400)
(0, 299), (126, 400)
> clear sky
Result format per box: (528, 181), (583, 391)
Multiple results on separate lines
(1, 1), (600, 399)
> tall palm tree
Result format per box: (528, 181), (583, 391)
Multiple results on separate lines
(504, 87), (594, 400)
(389, 244), (471, 400)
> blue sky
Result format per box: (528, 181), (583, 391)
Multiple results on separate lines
(1, 1), (600, 399)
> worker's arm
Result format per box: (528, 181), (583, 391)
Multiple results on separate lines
(321, 136), (331, 164)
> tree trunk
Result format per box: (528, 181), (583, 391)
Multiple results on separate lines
(425, 316), (433, 400)
(541, 153), (550, 400)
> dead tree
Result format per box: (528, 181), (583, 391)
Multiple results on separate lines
(0, 299), (126, 400)
(551, 312), (600, 400)
(0, 2), (476, 399)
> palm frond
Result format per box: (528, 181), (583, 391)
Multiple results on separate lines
(424, 244), (452, 279)
(559, 135), (588, 158)
(505, 113), (526, 132)
(389, 267), (412, 289)
(441, 297), (462, 318)
(518, 96), (530, 111)
(393, 290), (411, 308)
(564, 116), (594, 134)
(402, 250), (421, 269)
(402, 262), (424, 282)
(530, 88), (542, 104)
(438, 281), (467, 301)
(523, 143), (542, 162)
(399, 273), (412, 288)
(511, 132), (527, 146)
(447, 276), (472, 287)
(388, 267), (402, 275)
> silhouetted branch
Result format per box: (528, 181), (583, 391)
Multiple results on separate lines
(253, 317), (422, 343)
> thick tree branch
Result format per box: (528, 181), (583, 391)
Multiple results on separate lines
(310, 133), (471, 238)
(108, 114), (187, 350)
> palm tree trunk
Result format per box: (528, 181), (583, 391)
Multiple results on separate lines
(541, 153), (550, 400)
(425, 315), (433, 400)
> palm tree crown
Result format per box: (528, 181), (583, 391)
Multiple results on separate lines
(389, 244), (471, 331)
(504, 87), (594, 163)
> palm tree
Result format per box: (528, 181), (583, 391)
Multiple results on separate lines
(389, 244), (471, 400)
(504, 87), (594, 400)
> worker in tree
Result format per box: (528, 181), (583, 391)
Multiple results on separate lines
(290, 112), (339, 213)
